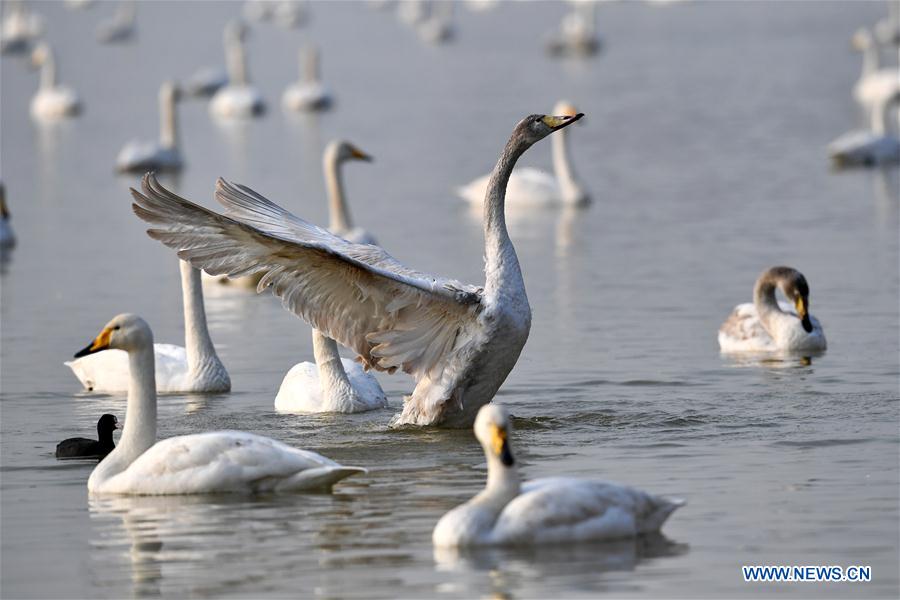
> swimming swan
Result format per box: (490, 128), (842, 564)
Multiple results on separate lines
(0, 0), (43, 54)
(56, 414), (117, 459)
(96, 0), (136, 44)
(828, 89), (900, 168)
(131, 111), (583, 427)
(274, 140), (387, 413)
(77, 314), (364, 494)
(30, 42), (81, 120)
(852, 28), (900, 110)
(116, 81), (183, 173)
(282, 45), (333, 112)
(545, 1), (600, 57)
(66, 261), (230, 393)
(210, 20), (265, 119)
(718, 266), (826, 354)
(432, 404), (684, 547)
(458, 101), (588, 206)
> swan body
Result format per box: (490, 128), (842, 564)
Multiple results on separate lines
(77, 314), (363, 495)
(0, 1), (43, 54)
(282, 46), (332, 112)
(96, 0), (136, 43)
(545, 2), (600, 57)
(275, 141), (386, 413)
(66, 261), (230, 393)
(0, 185), (16, 250)
(828, 90), (900, 168)
(184, 66), (228, 98)
(117, 81), (183, 173)
(432, 405), (684, 547)
(417, 1), (454, 44)
(459, 101), (588, 207)
(56, 414), (117, 459)
(718, 266), (826, 354)
(30, 43), (81, 120)
(210, 20), (265, 119)
(852, 28), (900, 109)
(132, 111), (583, 427)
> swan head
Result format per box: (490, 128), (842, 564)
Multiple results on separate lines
(513, 112), (584, 148)
(326, 140), (372, 164)
(74, 313), (153, 357)
(98, 414), (119, 435)
(851, 27), (873, 51)
(474, 404), (515, 467)
(30, 42), (50, 68)
(767, 266), (813, 333)
(160, 81), (182, 103)
(225, 19), (249, 43)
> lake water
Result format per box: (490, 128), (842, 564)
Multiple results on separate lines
(1, 1), (898, 598)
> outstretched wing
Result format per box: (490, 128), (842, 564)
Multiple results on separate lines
(131, 174), (483, 381)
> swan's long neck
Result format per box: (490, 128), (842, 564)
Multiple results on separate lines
(483, 140), (527, 301)
(871, 95), (892, 135)
(119, 342), (157, 461)
(753, 273), (786, 335)
(303, 47), (319, 83)
(551, 125), (584, 203)
(471, 451), (521, 519)
(180, 260), (224, 378)
(225, 31), (248, 86)
(312, 329), (355, 407)
(159, 87), (178, 149)
(39, 51), (57, 91)
(325, 152), (353, 232)
(861, 39), (879, 77)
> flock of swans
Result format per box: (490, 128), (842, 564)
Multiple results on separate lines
(1, 0), (888, 553)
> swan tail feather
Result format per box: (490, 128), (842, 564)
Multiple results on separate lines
(274, 466), (366, 492)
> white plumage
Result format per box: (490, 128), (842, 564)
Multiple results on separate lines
(116, 81), (183, 173)
(282, 46), (333, 112)
(30, 43), (81, 121)
(78, 314), (362, 495)
(432, 405), (684, 547)
(210, 20), (265, 119)
(852, 27), (900, 110)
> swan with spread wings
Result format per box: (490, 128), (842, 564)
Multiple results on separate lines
(131, 112), (583, 427)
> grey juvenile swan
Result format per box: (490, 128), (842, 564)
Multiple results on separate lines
(131, 111), (583, 427)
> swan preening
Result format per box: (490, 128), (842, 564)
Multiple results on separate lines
(96, 0), (136, 44)
(828, 89), (900, 168)
(458, 101), (589, 207)
(56, 414), (117, 459)
(131, 112), (583, 427)
(30, 43), (81, 121)
(852, 27), (900, 110)
(718, 266), (826, 354)
(210, 20), (266, 119)
(66, 261), (231, 393)
(545, 1), (600, 57)
(76, 314), (363, 494)
(432, 405), (684, 547)
(116, 81), (183, 173)
(275, 140), (387, 414)
(282, 45), (333, 112)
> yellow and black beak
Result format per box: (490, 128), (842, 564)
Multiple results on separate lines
(542, 112), (584, 131)
(795, 296), (813, 333)
(491, 425), (515, 467)
(349, 146), (372, 162)
(74, 327), (112, 358)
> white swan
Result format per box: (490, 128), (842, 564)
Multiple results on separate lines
(131, 111), (583, 427)
(0, 0), (43, 54)
(184, 66), (228, 98)
(66, 261), (230, 393)
(274, 140), (386, 414)
(545, 1), (600, 57)
(459, 101), (588, 207)
(852, 27), (900, 110)
(873, 1), (900, 48)
(116, 81), (183, 173)
(29, 43), (81, 121)
(282, 45), (333, 112)
(828, 90), (900, 168)
(96, 0), (136, 44)
(417, 0), (454, 45)
(718, 266), (826, 354)
(432, 405), (684, 547)
(210, 20), (265, 119)
(76, 313), (364, 494)
(0, 183), (16, 250)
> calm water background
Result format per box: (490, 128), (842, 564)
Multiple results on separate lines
(1, 1), (898, 598)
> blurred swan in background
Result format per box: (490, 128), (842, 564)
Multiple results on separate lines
(1, 0), (43, 54)
(432, 405), (684, 547)
(718, 266), (826, 354)
(546, 1), (600, 57)
(829, 89), (900, 168)
(184, 66), (229, 98)
(282, 45), (333, 112)
(873, 0), (900, 47)
(116, 81), (183, 173)
(397, 0), (426, 25)
(66, 261), (230, 393)
(852, 27), (900, 110)
(417, 0), (454, 44)
(459, 101), (589, 207)
(96, 0), (136, 44)
(76, 314), (363, 495)
(273, 0), (308, 28)
(30, 42), (81, 121)
(210, 20), (265, 119)
(0, 184), (16, 251)
(275, 140), (387, 413)
(131, 111), (582, 427)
